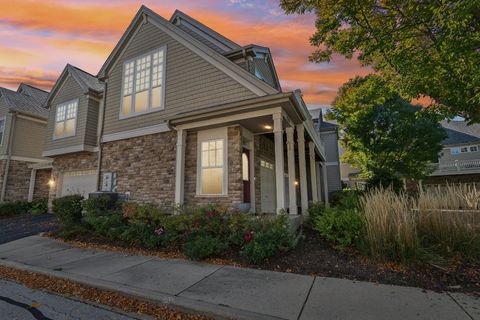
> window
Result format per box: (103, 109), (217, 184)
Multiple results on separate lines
(470, 146), (478, 152)
(461, 147), (469, 153)
(242, 153), (249, 181)
(450, 147), (460, 155)
(0, 117), (5, 145)
(54, 100), (78, 138)
(200, 139), (224, 195)
(121, 47), (166, 118)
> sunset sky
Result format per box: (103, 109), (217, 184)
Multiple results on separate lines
(0, 0), (369, 109)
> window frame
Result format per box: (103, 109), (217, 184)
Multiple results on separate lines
(119, 46), (167, 120)
(53, 99), (78, 140)
(196, 127), (228, 197)
(0, 116), (5, 146)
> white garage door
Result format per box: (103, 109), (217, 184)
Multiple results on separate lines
(61, 170), (97, 199)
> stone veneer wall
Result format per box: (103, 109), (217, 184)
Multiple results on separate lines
(100, 131), (177, 212)
(33, 168), (52, 200)
(4, 160), (34, 201)
(184, 126), (243, 208)
(254, 134), (275, 213)
(49, 152), (98, 204)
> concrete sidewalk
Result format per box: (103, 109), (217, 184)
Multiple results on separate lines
(0, 236), (478, 320)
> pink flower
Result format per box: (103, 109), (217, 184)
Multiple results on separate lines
(244, 230), (253, 242)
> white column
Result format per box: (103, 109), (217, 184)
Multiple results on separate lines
(321, 162), (329, 204)
(273, 113), (286, 214)
(174, 128), (186, 210)
(286, 126), (298, 215)
(27, 168), (36, 202)
(249, 141), (255, 213)
(309, 142), (318, 202)
(296, 124), (308, 213)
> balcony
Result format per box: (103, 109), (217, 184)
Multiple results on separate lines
(431, 159), (480, 176)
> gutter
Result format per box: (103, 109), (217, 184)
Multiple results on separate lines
(95, 82), (107, 191)
(1, 111), (17, 201)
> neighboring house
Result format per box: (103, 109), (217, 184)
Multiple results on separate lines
(0, 84), (51, 202)
(42, 6), (331, 215)
(426, 120), (480, 185)
(309, 108), (342, 196)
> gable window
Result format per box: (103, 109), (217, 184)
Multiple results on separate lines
(470, 146), (478, 152)
(121, 47), (166, 118)
(197, 128), (228, 196)
(0, 117), (5, 145)
(54, 99), (78, 139)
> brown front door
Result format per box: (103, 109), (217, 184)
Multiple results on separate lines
(242, 149), (251, 203)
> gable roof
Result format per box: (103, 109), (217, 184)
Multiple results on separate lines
(169, 9), (240, 54)
(0, 87), (49, 118)
(17, 84), (49, 105)
(441, 120), (480, 146)
(46, 64), (104, 106)
(97, 6), (277, 96)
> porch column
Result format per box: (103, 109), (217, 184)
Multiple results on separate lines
(321, 162), (329, 204)
(286, 126), (298, 215)
(309, 142), (318, 202)
(273, 113), (285, 214)
(174, 128), (186, 210)
(296, 124), (308, 213)
(27, 168), (37, 202)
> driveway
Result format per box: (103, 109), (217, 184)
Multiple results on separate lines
(0, 214), (59, 245)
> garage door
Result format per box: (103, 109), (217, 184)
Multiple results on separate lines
(61, 170), (97, 199)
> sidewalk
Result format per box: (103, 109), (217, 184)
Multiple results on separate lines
(0, 235), (478, 320)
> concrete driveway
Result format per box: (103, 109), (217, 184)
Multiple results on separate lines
(0, 214), (59, 245)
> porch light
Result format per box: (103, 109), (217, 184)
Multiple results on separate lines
(264, 125), (272, 130)
(47, 179), (55, 188)
(294, 181), (299, 186)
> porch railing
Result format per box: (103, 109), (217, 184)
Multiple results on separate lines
(431, 159), (480, 175)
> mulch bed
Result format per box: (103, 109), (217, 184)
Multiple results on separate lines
(48, 228), (480, 296)
(0, 265), (211, 320)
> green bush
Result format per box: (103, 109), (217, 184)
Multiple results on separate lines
(52, 195), (84, 226)
(122, 202), (165, 225)
(0, 202), (21, 217)
(330, 189), (361, 209)
(28, 198), (48, 215)
(83, 196), (113, 216)
(84, 211), (126, 240)
(307, 202), (325, 224)
(183, 231), (228, 260)
(242, 214), (301, 264)
(120, 222), (162, 249)
(313, 207), (365, 248)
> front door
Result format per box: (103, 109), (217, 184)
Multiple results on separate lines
(242, 149), (251, 203)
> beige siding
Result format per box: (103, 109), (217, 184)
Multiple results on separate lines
(11, 117), (47, 158)
(439, 145), (480, 164)
(84, 98), (99, 146)
(44, 75), (98, 151)
(103, 22), (257, 136)
(321, 131), (340, 163)
(0, 99), (11, 155)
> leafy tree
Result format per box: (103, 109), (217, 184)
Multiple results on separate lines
(328, 75), (446, 188)
(281, 0), (480, 123)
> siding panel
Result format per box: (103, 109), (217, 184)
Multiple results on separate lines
(103, 22), (257, 135)
(12, 117), (46, 158)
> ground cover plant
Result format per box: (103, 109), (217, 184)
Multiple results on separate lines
(53, 196), (302, 264)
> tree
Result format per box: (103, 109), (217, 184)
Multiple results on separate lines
(328, 75), (446, 188)
(281, 0), (480, 123)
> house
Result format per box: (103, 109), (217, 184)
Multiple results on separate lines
(426, 120), (480, 185)
(0, 84), (51, 202)
(42, 6), (334, 215)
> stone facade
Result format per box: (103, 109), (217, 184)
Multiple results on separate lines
(100, 131), (177, 211)
(254, 134), (275, 213)
(33, 168), (52, 200)
(4, 160), (34, 202)
(49, 152), (98, 204)
(184, 126), (243, 208)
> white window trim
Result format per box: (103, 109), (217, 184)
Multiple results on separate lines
(450, 145), (480, 155)
(196, 127), (228, 196)
(0, 116), (5, 146)
(119, 45), (167, 120)
(53, 99), (78, 140)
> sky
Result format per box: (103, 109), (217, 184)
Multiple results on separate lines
(0, 0), (369, 109)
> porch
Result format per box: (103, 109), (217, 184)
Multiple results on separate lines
(170, 91), (329, 215)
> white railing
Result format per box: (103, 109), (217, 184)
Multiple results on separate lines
(431, 159), (480, 175)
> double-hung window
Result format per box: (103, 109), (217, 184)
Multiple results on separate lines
(200, 139), (225, 195)
(121, 47), (166, 117)
(54, 99), (78, 139)
(0, 117), (5, 145)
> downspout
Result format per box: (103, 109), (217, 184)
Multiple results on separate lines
(96, 83), (107, 191)
(1, 111), (17, 201)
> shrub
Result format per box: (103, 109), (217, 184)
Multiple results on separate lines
(120, 222), (161, 249)
(242, 214), (301, 264)
(28, 198), (48, 215)
(183, 232), (228, 260)
(83, 195), (113, 216)
(307, 202), (325, 224)
(122, 202), (165, 225)
(0, 202), (21, 217)
(313, 207), (365, 248)
(52, 195), (84, 226)
(330, 189), (361, 209)
(84, 211), (126, 240)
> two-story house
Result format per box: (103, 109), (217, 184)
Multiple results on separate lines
(43, 6), (333, 215)
(0, 84), (51, 202)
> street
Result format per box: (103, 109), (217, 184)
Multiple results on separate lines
(0, 279), (140, 320)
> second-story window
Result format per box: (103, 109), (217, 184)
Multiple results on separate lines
(121, 47), (166, 118)
(54, 99), (78, 139)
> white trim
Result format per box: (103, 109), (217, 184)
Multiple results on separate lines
(119, 46), (167, 120)
(28, 161), (53, 170)
(273, 112), (285, 214)
(0, 156), (48, 163)
(16, 114), (47, 124)
(325, 161), (340, 166)
(52, 98), (79, 140)
(27, 168), (36, 202)
(101, 123), (170, 143)
(174, 128), (186, 208)
(196, 127), (228, 196)
(296, 124), (308, 213)
(42, 144), (96, 157)
(286, 126), (298, 215)
(309, 142), (318, 202)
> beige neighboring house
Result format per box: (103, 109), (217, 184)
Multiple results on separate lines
(43, 6), (332, 215)
(426, 120), (480, 185)
(0, 84), (51, 202)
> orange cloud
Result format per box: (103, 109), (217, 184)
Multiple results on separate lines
(0, 67), (57, 91)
